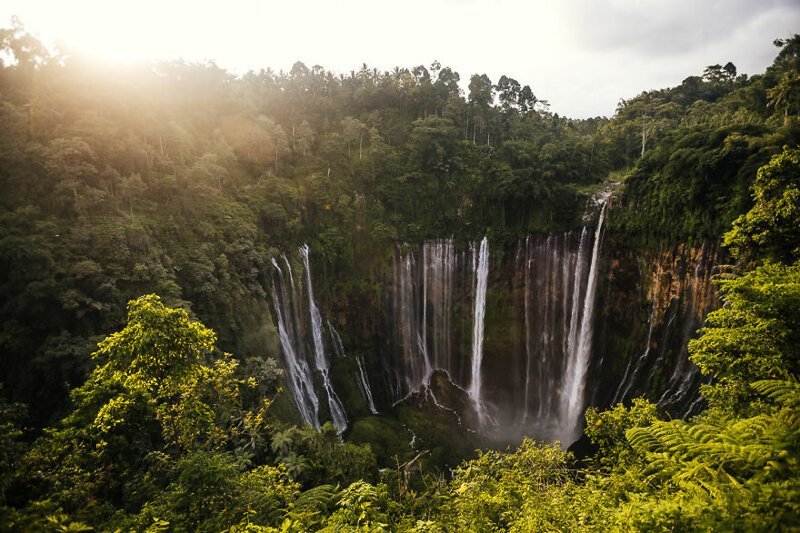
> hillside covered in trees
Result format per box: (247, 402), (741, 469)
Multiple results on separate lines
(0, 21), (799, 531)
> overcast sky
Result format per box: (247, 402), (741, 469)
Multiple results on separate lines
(2, 0), (799, 118)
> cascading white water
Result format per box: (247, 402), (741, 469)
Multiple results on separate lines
(566, 229), (590, 363)
(423, 240), (456, 373)
(300, 244), (348, 432)
(558, 197), (609, 445)
(271, 258), (320, 429)
(516, 230), (588, 440)
(328, 320), (379, 415)
(392, 240), (461, 398)
(328, 321), (346, 359)
(393, 251), (428, 395)
(522, 237), (532, 424)
(300, 245), (326, 372)
(389, 231), (593, 438)
(469, 236), (489, 426)
(356, 355), (379, 414)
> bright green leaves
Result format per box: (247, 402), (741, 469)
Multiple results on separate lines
(15, 294), (268, 525)
(445, 440), (572, 532)
(325, 480), (395, 531)
(155, 357), (243, 451)
(585, 397), (660, 470)
(93, 294), (216, 378)
(621, 379), (800, 530)
(74, 294), (248, 452)
(724, 147), (800, 262)
(689, 262), (800, 412)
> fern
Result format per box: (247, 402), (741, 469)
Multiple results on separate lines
(751, 379), (800, 408)
(293, 484), (339, 515)
(625, 380), (799, 502)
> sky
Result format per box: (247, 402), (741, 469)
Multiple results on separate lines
(2, 0), (799, 118)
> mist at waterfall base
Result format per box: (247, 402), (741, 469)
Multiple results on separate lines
(268, 196), (715, 448)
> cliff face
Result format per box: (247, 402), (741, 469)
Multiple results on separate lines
(590, 239), (719, 417)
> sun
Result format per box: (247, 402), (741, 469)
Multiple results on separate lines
(2, 0), (209, 65)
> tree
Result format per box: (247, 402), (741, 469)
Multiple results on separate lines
(117, 173), (147, 216)
(293, 119), (314, 157)
(767, 72), (800, 122)
(0, 17), (51, 69)
(689, 262), (800, 413)
(340, 116), (366, 160)
(724, 147), (800, 263)
(495, 75), (521, 113)
(18, 295), (267, 520)
(468, 74), (494, 143)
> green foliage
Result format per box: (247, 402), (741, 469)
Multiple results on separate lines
(323, 481), (398, 531)
(724, 146), (800, 262)
(619, 378), (800, 530)
(585, 397), (660, 469)
(443, 440), (571, 532)
(135, 453), (299, 531)
(285, 484), (340, 531)
(609, 36), (800, 243)
(270, 423), (377, 487)
(9, 295), (271, 527)
(689, 262), (800, 413)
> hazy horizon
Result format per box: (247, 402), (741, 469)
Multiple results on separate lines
(2, 0), (799, 118)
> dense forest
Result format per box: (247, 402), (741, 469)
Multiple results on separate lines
(1, 19), (799, 530)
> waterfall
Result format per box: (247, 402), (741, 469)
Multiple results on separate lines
(522, 237), (532, 424)
(514, 230), (590, 441)
(391, 239), (462, 398)
(300, 244), (348, 432)
(356, 355), (379, 414)
(328, 321), (346, 358)
(469, 236), (489, 426)
(423, 240), (456, 373)
(329, 320), (379, 415)
(566, 229), (589, 361)
(388, 230), (595, 440)
(393, 251), (427, 395)
(270, 195), (716, 445)
(558, 198), (608, 445)
(389, 237), (489, 423)
(270, 247), (348, 432)
(271, 258), (320, 429)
